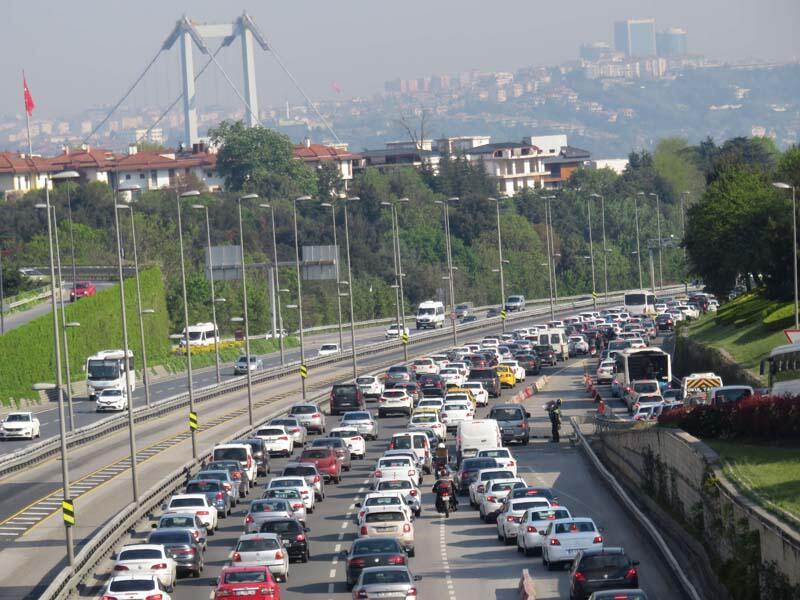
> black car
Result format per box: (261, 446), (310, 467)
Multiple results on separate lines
(259, 518), (310, 562)
(204, 459), (251, 496)
(344, 537), (408, 590)
(231, 438), (270, 477)
(656, 314), (674, 331)
(514, 352), (540, 375)
(569, 547), (639, 600)
(418, 373), (446, 397)
(330, 384), (366, 415)
(469, 367), (501, 397)
(462, 315), (479, 323)
(488, 404), (531, 445)
(509, 486), (559, 505)
(486, 307), (502, 318)
(147, 528), (204, 577)
(534, 345), (557, 367)
(455, 457), (498, 493)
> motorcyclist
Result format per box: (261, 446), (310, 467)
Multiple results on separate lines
(433, 442), (448, 471)
(432, 469), (458, 513)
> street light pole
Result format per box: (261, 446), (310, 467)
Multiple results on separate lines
(192, 204), (222, 383)
(343, 196), (359, 379)
(237, 194), (259, 427)
(327, 202), (344, 350)
(591, 193), (609, 301)
(42, 181), (73, 566)
(293, 195), (312, 399)
(381, 199), (410, 359)
(586, 195), (597, 308)
(542, 195), (555, 320)
(489, 197), (507, 331)
(544, 195), (559, 311)
(176, 189), (200, 460)
(633, 195), (644, 289)
(680, 191), (690, 259)
(773, 183), (798, 328)
(113, 201), (140, 503)
(436, 197), (459, 345)
(260, 203), (285, 365)
(649, 192), (664, 289)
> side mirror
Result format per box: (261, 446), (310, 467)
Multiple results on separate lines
(539, 530), (547, 536)
(166, 586), (174, 594)
(305, 527), (311, 532)
(151, 523), (157, 529)
(413, 575), (423, 581)
(525, 412), (531, 418)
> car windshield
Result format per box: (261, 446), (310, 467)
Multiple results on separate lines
(109, 580), (155, 592)
(291, 405), (317, 414)
(363, 570), (411, 585)
(119, 549), (162, 560)
(365, 512), (404, 523)
(237, 538), (280, 552)
(5, 414), (30, 422)
(353, 539), (401, 554)
(224, 570), (268, 583)
(555, 521), (596, 534)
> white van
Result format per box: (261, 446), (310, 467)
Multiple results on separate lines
(456, 419), (502, 461)
(537, 328), (569, 361)
(179, 322), (219, 348)
(415, 301), (445, 329)
(212, 443), (256, 485)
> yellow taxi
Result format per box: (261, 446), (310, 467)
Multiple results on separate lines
(445, 388), (477, 410)
(495, 364), (517, 388)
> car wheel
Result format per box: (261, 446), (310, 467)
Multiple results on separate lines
(407, 547), (415, 557)
(497, 530), (504, 542)
(542, 552), (548, 568)
(192, 568), (201, 578)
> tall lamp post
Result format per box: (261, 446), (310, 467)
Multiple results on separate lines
(648, 192), (664, 290)
(176, 189), (200, 460)
(237, 193), (259, 427)
(680, 191), (690, 259)
(321, 201), (344, 350)
(488, 197), (508, 331)
(633, 195), (644, 289)
(342, 196), (359, 379)
(59, 172), (81, 291)
(112, 200), (140, 502)
(435, 197), (459, 344)
(542, 195), (556, 318)
(773, 182), (798, 328)
(259, 203), (285, 365)
(586, 194), (597, 308)
(191, 203), (222, 383)
(590, 193), (609, 301)
(381, 199), (410, 359)
(292, 195), (313, 399)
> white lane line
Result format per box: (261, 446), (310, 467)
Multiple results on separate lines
(328, 583), (334, 594)
(340, 522), (348, 529)
(329, 568), (337, 578)
(334, 543), (341, 553)
(337, 532), (344, 540)
(331, 556), (339, 566)
(0, 527), (26, 531)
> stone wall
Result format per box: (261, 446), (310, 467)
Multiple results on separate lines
(593, 427), (800, 592)
(674, 329), (762, 387)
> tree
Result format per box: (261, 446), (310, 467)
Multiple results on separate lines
(316, 161), (343, 199)
(209, 121), (316, 199)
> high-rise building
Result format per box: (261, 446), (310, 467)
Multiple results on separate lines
(614, 19), (657, 57)
(580, 42), (612, 62)
(656, 28), (688, 57)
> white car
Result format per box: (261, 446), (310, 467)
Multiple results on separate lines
(385, 323), (410, 339)
(356, 492), (415, 523)
(416, 398), (444, 412)
(330, 427), (366, 459)
(356, 375), (384, 399)
(412, 358), (439, 375)
(356, 506), (416, 556)
(447, 361), (471, 378)
(0, 412), (41, 439)
(113, 544), (177, 588)
(499, 360), (526, 382)
(540, 517), (604, 569)
(231, 532), (289, 582)
(517, 506), (572, 555)
(96, 387), (128, 412)
(596, 359), (616, 384)
(479, 478), (527, 523)
(468, 468), (518, 507)
(440, 401), (474, 430)
(254, 425), (294, 457)
(269, 417), (308, 448)
(430, 354), (450, 369)
(481, 337), (500, 349)
(266, 477), (316, 512)
(378, 389), (414, 417)
(568, 336), (590, 356)
(318, 343), (341, 357)
(476, 448), (517, 476)
(370, 456), (421, 488)
(461, 382), (489, 407)
(439, 367), (466, 387)
(104, 575), (173, 600)
(496, 497), (552, 544)
(408, 411), (446, 440)
(162, 494), (218, 532)
(374, 478), (422, 517)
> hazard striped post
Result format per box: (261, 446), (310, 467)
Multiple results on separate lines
(62, 498), (75, 527)
(188, 411), (198, 432)
(299, 364), (308, 379)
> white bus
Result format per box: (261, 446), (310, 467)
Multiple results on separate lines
(178, 322), (220, 348)
(86, 349), (135, 401)
(761, 343), (800, 396)
(623, 290), (657, 316)
(612, 347), (672, 397)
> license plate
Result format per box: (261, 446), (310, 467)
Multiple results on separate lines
(236, 591), (256, 596)
(377, 526), (396, 532)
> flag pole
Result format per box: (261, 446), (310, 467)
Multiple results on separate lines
(23, 71), (33, 158)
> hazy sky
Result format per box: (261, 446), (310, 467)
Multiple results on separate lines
(2, 0), (798, 118)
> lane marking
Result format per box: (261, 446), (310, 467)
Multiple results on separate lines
(328, 569), (336, 578)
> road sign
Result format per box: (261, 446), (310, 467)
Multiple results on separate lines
(62, 499), (75, 527)
(401, 331), (409, 345)
(500, 309), (507, 321)
(299, 364), (308, 379)
(784, 329), (800, 344)
(188, 411), (198, 431)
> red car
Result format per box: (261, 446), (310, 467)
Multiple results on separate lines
(70, 281), (96, 301)
(213, 565), (280, 599)
(299, 447), (342, 484)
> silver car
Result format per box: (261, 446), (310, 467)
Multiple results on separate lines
(234, 355), (263, 375)
(197, 470), (241, 506)
(340, 411), (379, 440)
(244, 498), (299, 532)
(261, 488), (308, 523)
(288, 403), (326, 435)
(152, 513), (208, 550)
(231, 532), (289, 582)
(270, 417), (308, 447)
(281, 463), (326, 501)
(352, 566), (422, 599)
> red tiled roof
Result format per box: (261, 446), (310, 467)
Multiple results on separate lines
(293, 143), (355, 161)
(0, 152), (52, 174)
(47, 147), (117, 171)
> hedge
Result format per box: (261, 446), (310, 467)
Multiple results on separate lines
(0, 267), (171, 406)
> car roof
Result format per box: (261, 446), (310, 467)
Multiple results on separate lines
(579, 546), (626, 556)
(171, 493), (208, 500)
(238, 532), (281, 541)
(120, 543), (166, 551)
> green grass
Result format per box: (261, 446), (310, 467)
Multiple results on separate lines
(159, 337), (300, 374)
(687, 290), (790, 380)
(707, 439), (800, 526)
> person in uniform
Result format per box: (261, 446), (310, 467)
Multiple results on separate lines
(548, 398), (562, 442)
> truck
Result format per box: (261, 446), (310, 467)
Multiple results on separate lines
(681, 372), (723, 402)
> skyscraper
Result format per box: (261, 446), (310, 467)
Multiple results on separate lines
(657, 28), (688, 57)
(614, 19), (657, 57)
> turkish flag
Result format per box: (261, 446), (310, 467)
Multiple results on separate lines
(23, 76), (35, 116)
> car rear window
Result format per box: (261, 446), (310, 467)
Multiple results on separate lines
(511, 500), (549, 511)
(480, 470), (513, 481)
(270, 479), (304, 488)
(531, 509), (570, 521)
(119, 548), (163, 560)
(170, 498), (204, 508)
(391, 436), (412, 449)
(365, 512), (404, 523)
(109, 580), (155, 592)
(257, 428), (286, 436)
(237, 538), (281, 552)
(362, 570), (411, 585)
(259, 520), (302, 534)
(478, 450), (509, 458)
(380, 458), (411, 467)
(366, 497), (401, 507)
(353, 538), (402, 554)
(555, 521), (596, 534)
(224, 570), (268, 584)
(378, 480), (411, 490)
(312, 438), (344, 448)
(263, 489), (300, 499)
(490, 481), (521, 492)
(160, 516), (196, 528)
(301, 449), (330, 459)
(149, 531), (191, 544)
(186, 481), (221, 493)
(214, 448), (246, 462)
(470, 369), (496, 379)
(462, 458), (497, 471)
(291, 405), (317, 414)
(343, 412), (370, 420)
(491, 408), (523, 421)
(581, 554), (631, 570)
(357, 377), (375, 385)
(333, 386), (357, 399)
(251, 500), (288, 513)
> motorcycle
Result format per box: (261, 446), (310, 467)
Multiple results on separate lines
(436, 490), (451, 518)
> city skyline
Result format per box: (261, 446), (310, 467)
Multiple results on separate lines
(1, 0), (798, 119)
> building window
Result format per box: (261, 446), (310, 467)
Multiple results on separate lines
(205, 170), (213, 177)
(150, 170), (158, 185)
(168, 169), (175, 177)
(139, 173), (145, 179)
(521, 148), (530, 155)
(494, 150), (503, 158)
(125, 174), (131, 180)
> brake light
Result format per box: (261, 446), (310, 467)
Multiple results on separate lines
(409, 489), (418, 496)
(574, 571), (586, 583)
(407, 587), (417, 597)
(192, 530), (200, 540)
(113, 565), (129, 571)
(292, 503), (304, 510)
(313, 475), (320, 483)
(247, 456), (253, 468)
(625, 567), (638, 579)
(349, 558), (366, 567)
(549, 538), (561, 545)
(374, 470), (382, 478)
(403, 523), (412, 533)
(313, 413), (321, 418)
(506, 516), (515, 522)
(290, 428), (299, 433)
(300, 490), (309, 496)
(101, 596), (118, 600)
(408, 469), (416, 477)
(151, 562), (167, 570)
(593, 535), (603, 543)
(360, 526), (368, 535)
(388, 554), (406, 565)
(275, 550), (284, 560)
(260, 587), (274, 596)
(508, 461), (515, 467)
(245, 515), (254, 524)
(295, 533), (306, 541)
(216, 492), (225, 500)
(526, 526), (537, 533)
(232, 551), (242, 562)
(144, 595), (163, 600)
(486, 495), (496, 503)
(521, 422), (529, 429)
(197, 510), (209, 516)
(356, 591), (369, 599)
(279, 436), (289, 441)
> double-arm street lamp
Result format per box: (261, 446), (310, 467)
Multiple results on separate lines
(435, 197), (459, 344)
(191, 203), (223, 383)
(590, 193), (609, 300)
(488, 197), (508, 331)
(773, 182), (798, 328)
(259, 203), (285, 365)
(237, 193), (260, 427)
(542, 195), (556, 319)
(585, 194), (597, 308)
(293, 195), (313, 399)
(632, 195), (644, 289)
(342, 196), (359, 379)
(381, 198), (410, 359)
(321, 201), (345, 351)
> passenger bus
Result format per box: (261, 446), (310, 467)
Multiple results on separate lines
(623, 290), (657, 316)
(611, 347), (672, 397)
(85, 349), (135, 401)
(761, 343), (800, 396)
